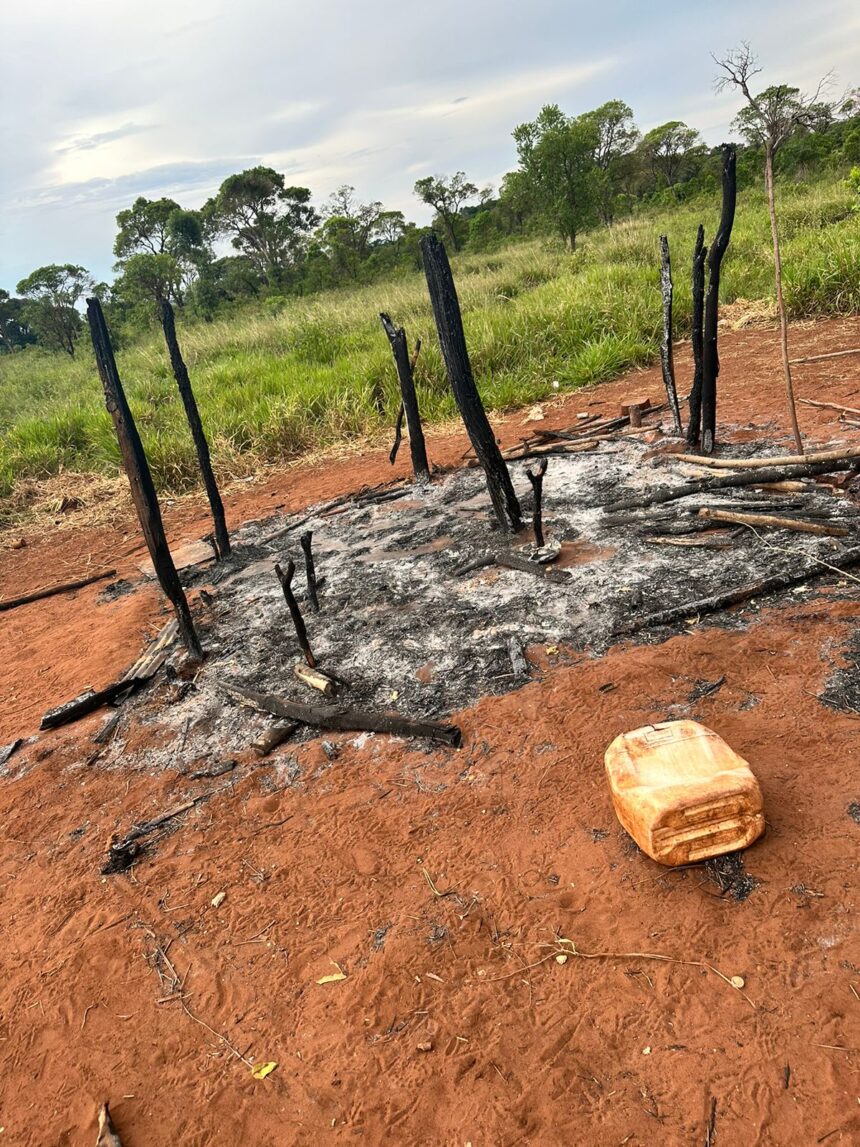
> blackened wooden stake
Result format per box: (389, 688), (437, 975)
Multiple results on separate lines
(299, 530), (320, 612)
(160, 300), (230, 557)
(701, 146), (737, 454)
(379, 314), (429, 481)
(659, 235), (682, 435)
(686, 224), (707, 448)
(526, 457), (548, 547)
(420, 234), (522, 532)
(86, 298), (202, 659)
(275, 560), (315, 667)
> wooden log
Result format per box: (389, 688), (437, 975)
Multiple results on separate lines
(614, 544), (860, 637)
(379, 313), (429, 480)
(224, 683), (462, 746)
(274, 560), (315, 667)
(790, 348), (860, 366)
(0, 567), (116, 613)
(293, 663), (337, 697)
(659, 235), (682, 434)
(698, 508), (849, 537)
(299, 530), (320, 612)
(672, 446), (860, 470)
(686, 224), (707, 447)
(252, 721), (300, 757)
(86, 298), (201, 658)
(627, 404), (643, 428)
(525, 457), (548, 547)
(161, 301), (230, 557)
(420, 234), (522, 531)
(700, 147), (737, 454)
(40, 677), (149, 731)
(603, 457), (860, 513)
(451, 553), (496, 576)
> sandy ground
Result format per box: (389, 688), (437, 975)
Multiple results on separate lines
(0, 318), (858, 1145)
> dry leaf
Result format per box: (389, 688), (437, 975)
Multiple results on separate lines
(211, 891), (226, 908)
(545, 645), (559, 655)
(317, 961), (347, 985)
(251, 1061), (277, 1080)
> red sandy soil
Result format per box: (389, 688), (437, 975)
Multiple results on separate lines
(0, 318), (858, 1145)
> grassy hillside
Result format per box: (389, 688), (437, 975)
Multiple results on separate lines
(1, 174), (858, 498)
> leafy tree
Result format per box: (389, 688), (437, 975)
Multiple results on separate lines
(413, 172), (478, 250)
(0, 290), (35, 353)
(581, 100), (639, 223)
(204, 167), (319, 287)
(113, 197), (208, 311)
(639, 121), (704, 192)
(317, 186), (386, 281)
(15, 264), (93, 356)
(716, 42), (833, 453)
(512, 104), (599, 249)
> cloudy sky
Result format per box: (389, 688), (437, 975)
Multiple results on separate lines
(1, 0), (858, 288)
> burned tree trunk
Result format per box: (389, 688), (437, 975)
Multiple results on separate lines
(686, 224), (707, 447)
(420, 234), (522, 531)
(526, 457), (548, 547)
(160, 300), (230, 557)
(86, 298), (202, 658)
(274, 560), (315, 667)
(379, 313), (430, 481)
(299, 530), (320, 612)
(700, 146), (737, 454)
(659, 235), (682, 435)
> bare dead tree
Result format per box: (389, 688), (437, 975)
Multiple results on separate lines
(714, 43), (833, 454)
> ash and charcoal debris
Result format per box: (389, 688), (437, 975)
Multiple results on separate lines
(705, 851), (760, 901)
(818, 628), (860, 717)
(104, 440), (860, 772)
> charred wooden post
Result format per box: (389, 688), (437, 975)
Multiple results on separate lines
(420, 234), (522, 531)
(86, 298), (202, 658)
(299, 530), (320, 612)
(274, 559), (315, 667)
(379, 314), (430, 481)
(686, 224), (707, 447)
(160, 300), (230, 558)
(526, 457), (548, 547)
(659, 235), (683, 435)
(701, 146), (737, 454)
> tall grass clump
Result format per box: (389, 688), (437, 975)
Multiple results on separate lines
(1, 173), (858, 498)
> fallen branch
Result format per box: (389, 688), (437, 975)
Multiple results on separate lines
(102, 797), (206, 874)
(614, 544), (860, 636)
(673, 446), (860, 470)
(275, 560), (315, 667)
(40, 677), (149, 731)
(224, 683), (462, 747)
(0, 568), (116, 613)
(604, 458), (860, 513)
(790, 348), (860, 366)
(698, 507), (849, 537)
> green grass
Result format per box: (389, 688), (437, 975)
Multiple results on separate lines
(1, 173), (858, 500)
